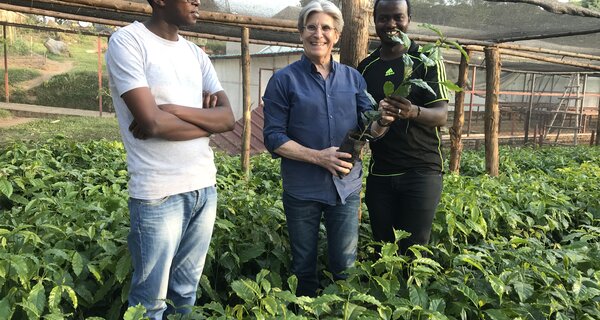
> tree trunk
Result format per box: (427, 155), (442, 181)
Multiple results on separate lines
(484, 46), (500, 177)
(339, 0), (370, 68)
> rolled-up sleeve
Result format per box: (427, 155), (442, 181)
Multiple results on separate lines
(263, 75), (291, 158)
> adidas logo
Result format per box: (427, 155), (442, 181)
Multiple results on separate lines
(385, 68), (395, 76)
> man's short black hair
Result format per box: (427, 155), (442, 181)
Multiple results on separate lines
(373, 0), (412, 19)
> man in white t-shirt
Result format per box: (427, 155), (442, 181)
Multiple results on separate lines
(105, 0), (234, 318)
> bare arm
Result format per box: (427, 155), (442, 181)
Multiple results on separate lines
(122, 87), (210, 141)
(384, 96), (448, 127)
(274, 141), (354, 177)
(158, 90), (235, 134)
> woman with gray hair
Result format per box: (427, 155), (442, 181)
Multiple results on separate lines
(263, 0), (396, 297)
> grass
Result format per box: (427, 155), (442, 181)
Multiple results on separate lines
(0, 109), (11, 119)
(0, 115), (120, 146)
(0, 69), (41, 86)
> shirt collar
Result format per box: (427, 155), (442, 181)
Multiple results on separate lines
(300, 54), (337, 74)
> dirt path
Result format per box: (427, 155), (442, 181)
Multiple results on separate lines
(0, 117), (36, 128)
(16, 59), (75, 91)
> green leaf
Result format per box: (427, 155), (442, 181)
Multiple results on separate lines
(419, 53), (436, 67)
(456, 284), (479, 307)
(429, 298), (446, 313)
(484, 309), (511, 320)
(419, 43), (437, 54)
(87, 264), (103, 284)
(403, 55), (413, 81)
(408, 79), (435, 96)
(19, 301), (41, 320)
(123, 304), (147, 320)
(62, 285), (78, 309)
(48, 286), (62, 311)
(0, 294), (15, 320)
(350, 292), (382, 307)
(71, 251), (84, 276)
(9, 255), (29, 288)
(446, 40), (469, 62)
(287, 275), (298, 295)
(262, 296), (277, 316)
(383, 81), (395, 97)
(239, 246), (265, 263)
(27, 281), (46, 317)
(312, 294), (344, 305)
(487, 274), (505, 301)
(392, 84), (411, 97)
(0, 178), (12, 198)
(440, 80), (463, 92)
(115, 253), (131, 283)
(231, 279), (260, 302)
(408, 286), (428, 307)
(512, 280), (534, 302)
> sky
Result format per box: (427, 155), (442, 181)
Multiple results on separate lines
(224, 0), (300, 17)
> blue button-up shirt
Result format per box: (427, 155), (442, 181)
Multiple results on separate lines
(263, 55), (373, 205)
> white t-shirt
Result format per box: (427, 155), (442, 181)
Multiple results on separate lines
(106, 21), (223, 200)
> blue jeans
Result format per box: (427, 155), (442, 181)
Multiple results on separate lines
(282, 190), (360, 297)
(127, 186), (217, 320)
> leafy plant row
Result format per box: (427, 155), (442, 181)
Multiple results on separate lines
(0, 139), (598, 319)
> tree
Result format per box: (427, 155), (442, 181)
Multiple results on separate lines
(339, 0), (370, 68)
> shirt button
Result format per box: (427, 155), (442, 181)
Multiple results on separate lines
(329, 116), (333, 119)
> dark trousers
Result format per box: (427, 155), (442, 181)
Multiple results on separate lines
(365, 170), (443, 254)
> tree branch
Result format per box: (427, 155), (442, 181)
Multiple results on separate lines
(485, 0), (600, 18)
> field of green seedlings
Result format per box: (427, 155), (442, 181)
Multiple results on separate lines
(0, 138), (599, 319)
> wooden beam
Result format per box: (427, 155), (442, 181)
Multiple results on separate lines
(484, 46), (500, 177)
(493, 27), (600, 43)
(466, 45), (600, 71)
(240, 27), (251, 177)
(449, 50), (470, 174)
(485, 0), (600, 18)
(0, 6), (301, 47)
(497, 43), (600, 62)
(37, 0), (298, 29)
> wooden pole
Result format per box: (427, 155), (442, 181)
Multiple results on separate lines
(467, 66), (477, 137)
(484, 46), (500, 177)
(240, 27), (251, 177)
(3, 25), (8, 103)
(97, 36), (103, 117)
(596, 98), (600, 146)
(339, 0), (370, 68)
(524, 73), (536, 144)
(449, 50), (470, 174)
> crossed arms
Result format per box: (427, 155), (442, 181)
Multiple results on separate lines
(122, 88), (235, 141)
